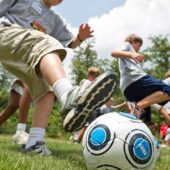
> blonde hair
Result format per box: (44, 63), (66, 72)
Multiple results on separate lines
(165, 70), (170, 78)
(88, 67), (101, 78)
(125, 34), (143, 45)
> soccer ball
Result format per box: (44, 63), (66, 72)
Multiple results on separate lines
(82, 112), (160, 170)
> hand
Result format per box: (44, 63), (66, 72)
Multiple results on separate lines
(130, 52), (144, 63)
(78, 23), (94, 41)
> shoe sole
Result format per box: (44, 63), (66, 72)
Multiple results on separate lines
(63, 72), (116, 132)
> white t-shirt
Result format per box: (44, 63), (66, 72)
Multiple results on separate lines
(118, 42), (147, 93)
(0, 0), (73, 47)
(163, 77), (170, 86)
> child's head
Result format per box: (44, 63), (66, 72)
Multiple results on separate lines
(105, 97), (114, 106)
(87, 67), (101, 80)
(43, 0), (63, 7)
(125, 34), (143, 52)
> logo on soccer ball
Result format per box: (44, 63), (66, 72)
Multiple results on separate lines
(86, 124), (115, 155)
(124, 130), (154, 168)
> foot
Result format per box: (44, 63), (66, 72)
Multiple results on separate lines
(144, 120), (156, 128)
(126, 101), (143, 117)
(22, 141), (51, 156)
(62, 72), (116, 132)
(12, 131), (29, 145)
(73, 138), (80, 143)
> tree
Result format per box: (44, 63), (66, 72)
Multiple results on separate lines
(70, 39), (113, 84)
(0, 66), (10, 88)
(143, 35), (170, 79)
(70, 39), (124, 102)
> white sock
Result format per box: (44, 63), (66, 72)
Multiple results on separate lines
(16, 123), (26, 132)
(25, 128), (45, 149)
(52, 78), (73, 106)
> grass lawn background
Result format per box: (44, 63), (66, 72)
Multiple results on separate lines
(0, 135), (170, 170)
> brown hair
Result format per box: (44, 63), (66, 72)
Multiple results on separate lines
(88, 67), (101, 78)
(125, 34), (143, 45)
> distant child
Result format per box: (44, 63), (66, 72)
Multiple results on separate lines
(72, 66), (101, 143)
(0, 0), (115, 155)
(111, 34), (170, 123)
(152, 70), (170, 125)
(0, 78), (32, 144)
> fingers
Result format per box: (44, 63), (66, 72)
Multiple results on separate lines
(132, 53), (144, 63)
(136, 54), (144, 63)
(79, 23), (94, 40)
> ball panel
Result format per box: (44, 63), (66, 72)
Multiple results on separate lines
(82, 112), (159, 170)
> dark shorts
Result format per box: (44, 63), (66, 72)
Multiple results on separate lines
(124, 75), (170, 103)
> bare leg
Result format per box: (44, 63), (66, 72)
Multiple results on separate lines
(40, 52), (67, 85)
(160, 108), (170, 125)
(0, 90), (20, 125)
(137, 91), (170, 109)
(18, 84), (32, 124)
(31, 91), (55, 128)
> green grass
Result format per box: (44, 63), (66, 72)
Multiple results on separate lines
(0, 135), (170, 170)
(0, 135), (85, 170)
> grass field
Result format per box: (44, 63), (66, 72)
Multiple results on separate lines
(0, 135), (170, 170)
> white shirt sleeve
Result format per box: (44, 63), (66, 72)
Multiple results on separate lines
(0, 0), (18, 17)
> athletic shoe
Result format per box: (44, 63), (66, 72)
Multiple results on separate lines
(22, 141), (51, 156)
(62, 72), (116, 132)
(126, 101), (143, 117)
(12, 131), (29, 145)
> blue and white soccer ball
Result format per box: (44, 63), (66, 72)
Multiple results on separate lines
(82, 112), (160, 170)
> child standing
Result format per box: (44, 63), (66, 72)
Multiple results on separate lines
(0, 0), (116, 155)
(0, 78), (32, 144)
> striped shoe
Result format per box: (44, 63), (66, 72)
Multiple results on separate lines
(22, 141), (51, 156)
(62, 72), (116, 132)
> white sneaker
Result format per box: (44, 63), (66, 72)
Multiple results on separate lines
(12, 131), (29, 145)
(62, 72), (116, 132)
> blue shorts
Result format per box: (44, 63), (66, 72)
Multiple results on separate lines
(124, 75), (170, 103)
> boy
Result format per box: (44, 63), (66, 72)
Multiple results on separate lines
(111, 34), (170, 121)
(72, 66), (101, 143)
(0, 0), (116, 155)
(151, 70), (170, 125)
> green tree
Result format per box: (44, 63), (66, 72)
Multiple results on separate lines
(143, 35), (170, 79)
(70, 39), (124, 102)
(70, 39), (113, 84)
(0, 66), (10, 88)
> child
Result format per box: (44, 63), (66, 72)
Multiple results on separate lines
(0, 0), (116, 155)
(72, 66), (101, 143)
(152, 70), (170, 125)
(0, 78), (32, 144)
(111, 34), (170, 121)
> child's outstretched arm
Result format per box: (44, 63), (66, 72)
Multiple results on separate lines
(111, 50), (144, 63)
(68, 23), (94, 49)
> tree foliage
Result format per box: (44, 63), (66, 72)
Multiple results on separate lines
(70, 39), (114, 84)
(143, 34), (170, 79)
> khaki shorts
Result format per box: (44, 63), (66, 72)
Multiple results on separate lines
(9, 79), (24, 96)
(0, 24), (67, 102)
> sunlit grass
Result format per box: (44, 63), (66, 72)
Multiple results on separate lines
(0, 135), (170, 170)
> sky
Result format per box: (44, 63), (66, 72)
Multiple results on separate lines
(53, 0), (170, 76)
(54, 0), (126, 27)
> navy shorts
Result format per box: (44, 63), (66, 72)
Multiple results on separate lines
(124, 75), (170, 103)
